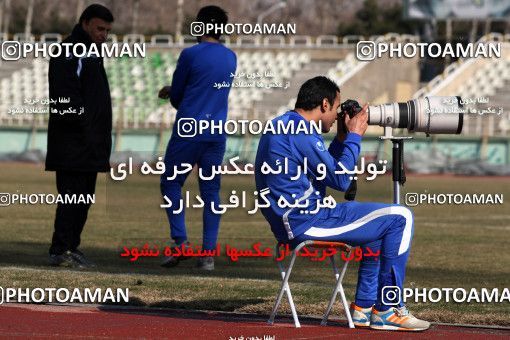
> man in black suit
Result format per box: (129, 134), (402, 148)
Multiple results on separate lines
(46, 4), (114, 268)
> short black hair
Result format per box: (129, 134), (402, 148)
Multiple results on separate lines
(196, 5), (228, 40)
(79, 4), (114, 24)
(294, 76), (340, 111)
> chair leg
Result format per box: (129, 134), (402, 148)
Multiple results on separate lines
(339, 282), (354, 328)
(269, 242), (354, 329)
(268, 248), (301, 327)
(338, 257), (354, 328)
(321, 252), (354, 328)
(281, 268), (300, 328)
(321, 255), (341, 325)
(268, 243), (284, 325)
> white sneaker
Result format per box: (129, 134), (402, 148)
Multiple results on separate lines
(350, 302), (372, 327)
(370, 305), (430, 331)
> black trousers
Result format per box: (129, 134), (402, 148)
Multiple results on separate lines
(49, 171), (97, 255)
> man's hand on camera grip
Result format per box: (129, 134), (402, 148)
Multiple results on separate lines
(345, 104), (369, 136)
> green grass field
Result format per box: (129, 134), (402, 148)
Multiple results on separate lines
(0, 162), (509, 326)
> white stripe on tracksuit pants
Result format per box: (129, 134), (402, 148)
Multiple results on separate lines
(291, 201), (414, 310)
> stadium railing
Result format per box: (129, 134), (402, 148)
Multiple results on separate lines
(12, 33), (35, 43)
(40, 33), (62, 43)
(0, 33), (419, 131)
(316, 35), (338, 47)
(150, 35), (174, 47)
(3, 33), (422, 48)
(123, 34), (145, 44)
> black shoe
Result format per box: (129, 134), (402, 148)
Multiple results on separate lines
(161, 242), (192, 268)
(49, 250), (85, 268)
(70, 249), (96, 268)
(196, 256), (214, 271)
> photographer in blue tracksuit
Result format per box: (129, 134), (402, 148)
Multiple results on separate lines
(158, 5), (236, 271)
(255, 76), (430, 331)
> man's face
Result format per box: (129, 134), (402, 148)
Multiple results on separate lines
(82, 18), (112, 44)
(321, 91), (341, 133)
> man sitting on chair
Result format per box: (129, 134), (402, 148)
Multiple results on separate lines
(254, 76), (430, 332)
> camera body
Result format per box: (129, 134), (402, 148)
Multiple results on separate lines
(338, 99), (363, 133)
(339, 99), (362, 120)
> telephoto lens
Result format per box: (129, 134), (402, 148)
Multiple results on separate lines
(367, 96), (463, 135)
(340, 96), (463, 135)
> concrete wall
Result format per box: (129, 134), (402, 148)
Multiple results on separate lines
(339, 55), (421, 104)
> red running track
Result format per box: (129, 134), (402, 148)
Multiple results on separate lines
(0, 303), (509, 339)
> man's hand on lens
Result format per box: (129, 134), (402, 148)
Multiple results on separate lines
(345, 103), (369, 136)
(158, 86), (171, 100)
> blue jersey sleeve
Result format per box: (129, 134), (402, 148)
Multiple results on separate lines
(293, 132), (362, 192)
(170, 49), (192, 109)
(329, 133), (361, 162)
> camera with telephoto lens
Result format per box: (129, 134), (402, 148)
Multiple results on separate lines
(339, 96), (463, 135)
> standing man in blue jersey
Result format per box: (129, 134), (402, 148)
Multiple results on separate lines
(158, 6), (236, 270)
(255, 77), (430, 331)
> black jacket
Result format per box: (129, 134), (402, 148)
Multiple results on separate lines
(46, 24), (112, 172)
